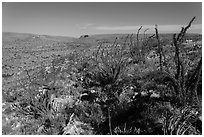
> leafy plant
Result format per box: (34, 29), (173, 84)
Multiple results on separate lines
(113, 124), (141, 135)
(62, 113), (94, 135)
(162, 106), (201, 135)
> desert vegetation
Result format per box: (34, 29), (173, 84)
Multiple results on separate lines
(2, 17), (202, 135)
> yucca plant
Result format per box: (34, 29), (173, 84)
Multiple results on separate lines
(74, 37), (135, 135)
(79, 37), (132, 99)
(62, 113), (94, 135)
(113, 124), (141, 135)
(162, 106), (201, 135)
(94, 39), (130, 84)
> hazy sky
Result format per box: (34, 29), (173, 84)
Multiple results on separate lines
(2, 2), (202, 37)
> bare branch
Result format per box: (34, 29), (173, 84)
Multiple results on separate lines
(136, 26), (143, 42)
(143, 28), (149, 39)
(155, 24), (163, 72)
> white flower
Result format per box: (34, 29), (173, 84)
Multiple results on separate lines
(141, 91), (148, 96)
(150, 92), (160, 98)
(45, 66), (51, 73)
(130, 86), (134, 90)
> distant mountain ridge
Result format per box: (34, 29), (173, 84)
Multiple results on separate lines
(2, 32), (76, 43)
(3, 32), (201, 44)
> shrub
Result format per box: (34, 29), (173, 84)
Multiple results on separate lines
(162, 106), (201, 135)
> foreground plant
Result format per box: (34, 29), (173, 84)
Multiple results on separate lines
(162, 106), (201, 135)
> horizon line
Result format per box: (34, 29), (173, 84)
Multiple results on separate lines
(2, 31), (202, 38)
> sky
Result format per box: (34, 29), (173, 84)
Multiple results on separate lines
(2, 2), (202, 37)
